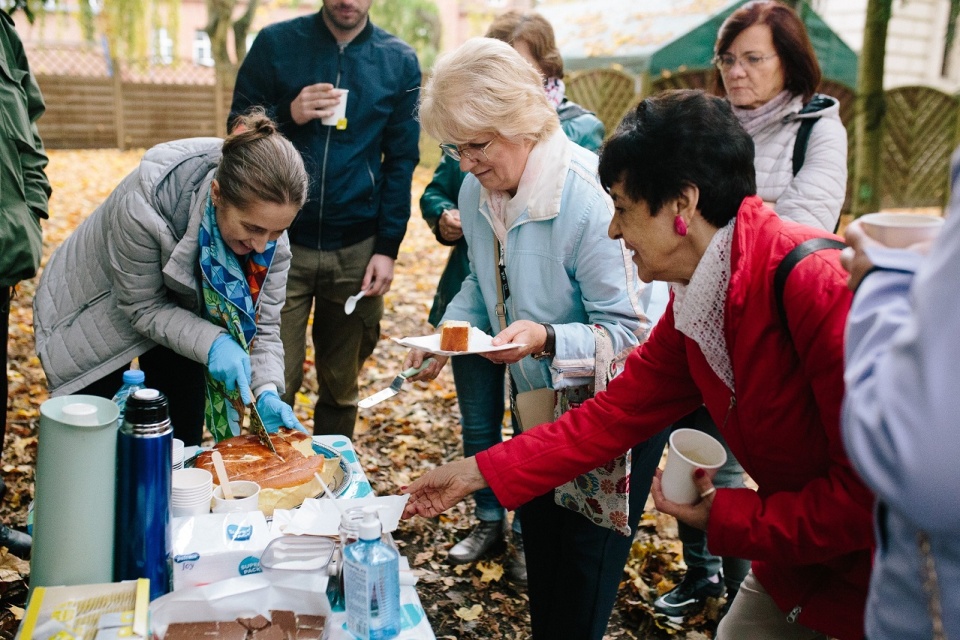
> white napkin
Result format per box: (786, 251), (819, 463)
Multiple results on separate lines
(273, 495), (409, 537)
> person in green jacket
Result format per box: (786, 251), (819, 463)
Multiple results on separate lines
(419, 10), (605, 583)
(0, 7), (51, 558)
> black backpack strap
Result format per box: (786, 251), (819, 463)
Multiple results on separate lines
(792, 118), (817, 176)
(792, 93), (833, 176)
(775, 238), (846, 331)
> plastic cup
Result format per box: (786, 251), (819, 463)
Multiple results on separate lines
(660, 428), (728, 505)
(321, 89), (349, 127)
(211, 481), (261, 514)
(860, 212), (944, 248)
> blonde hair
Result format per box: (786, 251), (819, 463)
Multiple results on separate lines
(418, 38), (559, 145)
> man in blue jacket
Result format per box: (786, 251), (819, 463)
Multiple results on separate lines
(230, 0), (420, 437)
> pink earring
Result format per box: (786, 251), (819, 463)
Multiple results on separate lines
(674, 216), (688, 236)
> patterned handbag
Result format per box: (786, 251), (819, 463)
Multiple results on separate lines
(553, 325), (633, 537)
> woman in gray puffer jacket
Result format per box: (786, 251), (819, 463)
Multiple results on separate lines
(715, 0), (847, 232)
(33, 112), (308, 445)
(652, 1), (850, 625)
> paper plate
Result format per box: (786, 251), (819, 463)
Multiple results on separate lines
(393, 327), (525, 356)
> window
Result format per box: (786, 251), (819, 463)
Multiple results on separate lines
(194, 30), (214, 67)
(152, 27), (174, 65)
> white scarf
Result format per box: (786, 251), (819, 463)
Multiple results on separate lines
(483, 129), (568, 247)
(672, 220), (737, 392)
(730, 89), (794, 137)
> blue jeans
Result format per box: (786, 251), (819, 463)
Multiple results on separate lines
(673, 406), (750, 594)
(451, 354), (521, 532)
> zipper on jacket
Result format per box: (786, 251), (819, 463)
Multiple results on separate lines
(786, 605), (801, 624)
(318, 42), (347, 250)
(720, 395), (736, 431)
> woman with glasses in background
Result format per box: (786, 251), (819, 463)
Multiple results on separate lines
(404, 38), (668, 639)
(652, 0), (849, 624)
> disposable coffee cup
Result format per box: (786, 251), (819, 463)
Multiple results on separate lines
(660, 428), (728, 505)
(211, 480), (261, 514)
(860, 212), (944, 248)
(321, 89), (349, 127)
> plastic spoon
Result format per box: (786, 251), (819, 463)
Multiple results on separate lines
(344, 290), (366, 315)
(211, 450), (234, 500)
(314, 472), (345, 515)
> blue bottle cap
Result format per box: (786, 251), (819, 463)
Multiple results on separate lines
(121, 369), (145, 385)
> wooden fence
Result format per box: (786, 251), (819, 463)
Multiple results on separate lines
(31, 62), (960, 211)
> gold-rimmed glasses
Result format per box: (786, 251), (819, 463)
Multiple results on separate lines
(439, 139), (495, 162)
(713, 52), (778, 72)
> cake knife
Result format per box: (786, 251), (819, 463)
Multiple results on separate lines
(230, 392), (283, 459)
(358, 358), (435, 409)
(247, 401), (283, 460)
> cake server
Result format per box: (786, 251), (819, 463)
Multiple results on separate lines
(230, 392), (283, 460)
(247, 401), (283, 460)
(358, 358), (435, 409)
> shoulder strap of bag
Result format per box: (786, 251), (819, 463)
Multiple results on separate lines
(774, 237), (846, 332)
(792, 93), (831, 177)
(493, 238), (509, 332)
(792, 118), (818, 177)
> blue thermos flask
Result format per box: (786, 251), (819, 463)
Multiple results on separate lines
(114, 388), (172, 599)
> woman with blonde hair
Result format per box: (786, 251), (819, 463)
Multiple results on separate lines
(405, 38), (668, 639)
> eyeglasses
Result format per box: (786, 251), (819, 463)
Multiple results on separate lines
(439, 139), (494, 162)
(713, 52), (778, 72)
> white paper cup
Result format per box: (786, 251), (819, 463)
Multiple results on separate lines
(321, 89), (348, 127)
(171, 468), (213, 515)
(660, 428), (728, 505)
(860, 212), (944, 248)
(171, 439), (185, 470)
(211, 481), (261, 514)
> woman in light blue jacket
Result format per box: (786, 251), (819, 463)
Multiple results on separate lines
(840, 157), (960, 640)
(404, 38), (668, 640)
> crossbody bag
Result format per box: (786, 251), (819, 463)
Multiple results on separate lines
(493, 239), (633, 536)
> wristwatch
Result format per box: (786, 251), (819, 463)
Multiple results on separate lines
(532, 323), (556, 360)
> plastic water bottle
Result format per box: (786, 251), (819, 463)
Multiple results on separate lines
(343, 508), (401, 640)
(114, 388), (172, 600)
(111, 369), (145, 427)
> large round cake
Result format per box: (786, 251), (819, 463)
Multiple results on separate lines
(193, 428), (343, 515)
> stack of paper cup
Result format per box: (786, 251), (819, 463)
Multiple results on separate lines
(171, 439), (185, 471)
(171, 468), (213, 517)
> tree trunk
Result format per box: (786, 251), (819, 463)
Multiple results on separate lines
(852, 0), (892, 217)
(232, 0), (259, 66)
(205, 0), (237, 79)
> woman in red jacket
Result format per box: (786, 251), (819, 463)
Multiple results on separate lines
(402, 90), (874, 640)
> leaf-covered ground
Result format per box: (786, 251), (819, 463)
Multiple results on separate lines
(1, 150), (725, 639)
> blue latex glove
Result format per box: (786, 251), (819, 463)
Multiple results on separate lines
(257, 390), (307, 434)
(207, 335), (252, 405)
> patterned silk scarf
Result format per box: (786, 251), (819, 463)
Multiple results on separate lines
(198, 194), (276, 441)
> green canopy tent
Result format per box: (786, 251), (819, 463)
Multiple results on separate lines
(537, 0), (858, 90)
